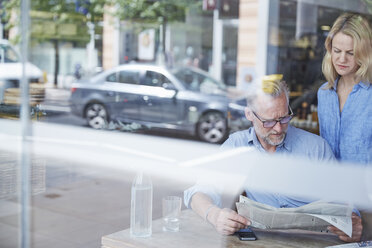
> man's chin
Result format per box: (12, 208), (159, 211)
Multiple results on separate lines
(267, 135), (285, 146)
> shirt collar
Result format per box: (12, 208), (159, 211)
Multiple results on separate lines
(359, 81), (371, 89)
(246, 128), (261, 150)
(281, 126), (293, 152)
(333, 78), (340, 90)
(334, 77), (370, 90)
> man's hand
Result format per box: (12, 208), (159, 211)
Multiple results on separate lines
(328, 213), (363, 242)
(208, 207), (250, 235)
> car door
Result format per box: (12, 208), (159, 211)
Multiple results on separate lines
(138, 70), (179, 124)
(105, 69), (141, 121)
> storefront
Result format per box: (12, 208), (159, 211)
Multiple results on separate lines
(237, 0), (372, 134)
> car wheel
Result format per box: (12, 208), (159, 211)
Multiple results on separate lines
(85, 103), (108, 129)
(197, 112), (228, 144)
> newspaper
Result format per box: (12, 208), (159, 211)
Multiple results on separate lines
(236, 195), (353, 237)
(326, 241), (372, 248)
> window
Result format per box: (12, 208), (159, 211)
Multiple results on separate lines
(106, 71), (140, 84)
(2, 1), (371, 247)
(0, 43), (20, 63)
(106, 73), (117, 82)
(142, 71), (172, 87)
(118, 70), (140, 85)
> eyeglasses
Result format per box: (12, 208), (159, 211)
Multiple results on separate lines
(252, 106), (293, 128)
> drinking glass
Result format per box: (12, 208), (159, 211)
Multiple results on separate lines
(162, 196), (182, 232)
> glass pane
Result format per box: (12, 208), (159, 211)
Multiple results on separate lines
(142, 71), (170, 87)
(118, 70), (140, 85)
(1, 0), (371, 247)
(106, 73), (118, 82)
(0, 150), (20, 247)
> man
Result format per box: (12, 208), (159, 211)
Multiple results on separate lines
(184, 74), (363, 242)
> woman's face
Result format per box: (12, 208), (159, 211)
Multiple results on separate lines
(331, 32), (359, 78)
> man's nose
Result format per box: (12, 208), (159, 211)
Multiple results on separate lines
(272, 121), (283, 133)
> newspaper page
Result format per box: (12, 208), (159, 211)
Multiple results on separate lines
(326, 241), (372, 248)
(236, 195), (353, 237)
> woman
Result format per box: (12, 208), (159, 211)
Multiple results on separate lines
(318, 13), (372, 165)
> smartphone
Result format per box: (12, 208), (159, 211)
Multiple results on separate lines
(236, 228), (257, 241)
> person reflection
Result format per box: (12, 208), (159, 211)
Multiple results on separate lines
(184, 74), (363, 242)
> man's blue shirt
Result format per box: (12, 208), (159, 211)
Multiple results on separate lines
(221, 125), (335, 162)
(184, 125), (335, 209)
(317, 80), (372, 164)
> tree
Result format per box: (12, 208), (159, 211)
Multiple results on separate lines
(112, 0), (202, 63)
(32, 0), (107, 86)
(1, 0), (107, 86)
(363, 0), (372, 13)
(1, 0), (204, 84)
(0, 0), (18, 40)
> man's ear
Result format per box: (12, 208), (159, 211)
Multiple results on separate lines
(245, 107), (253, 121)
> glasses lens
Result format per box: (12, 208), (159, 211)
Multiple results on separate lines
(263, 121), (277, 128)
(280, 116), (292, 124)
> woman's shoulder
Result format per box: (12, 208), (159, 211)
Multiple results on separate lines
(317, 82), (332, 96)
(318, 81), (331, 90)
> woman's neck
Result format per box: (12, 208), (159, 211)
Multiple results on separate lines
(339, 75), (357, 88)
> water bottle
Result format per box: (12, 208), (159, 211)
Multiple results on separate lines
(130, 173), (153, 238)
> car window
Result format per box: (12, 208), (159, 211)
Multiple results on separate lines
(106, 73), (117, 82)
(0, 44), (20, 63)
(173, 69), (200, 90)
(118, 70), (140, 84)
(142, 71), (172, 87)
(173, 68), (226, 94)
(106, 70), (140, 85)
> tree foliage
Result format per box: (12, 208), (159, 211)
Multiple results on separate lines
(112, 0), (201, 25)
(1, 0), (106, 30)
(111, 0), (202, 55)
(363, 0), (372, 14)
(1, 0), (203, 36)
(1, 0), (19, 32)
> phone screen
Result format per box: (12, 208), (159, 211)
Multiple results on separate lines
(236, 228), (257, 241)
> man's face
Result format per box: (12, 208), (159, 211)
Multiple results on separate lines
(245, 93), (290, 149)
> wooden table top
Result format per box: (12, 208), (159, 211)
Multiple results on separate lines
(102, 210), (344, 248)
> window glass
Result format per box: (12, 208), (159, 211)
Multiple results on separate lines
(118, 70), (140, 85)
(266, 0), (372, 134)
(142, 71), (171, 87)
(106, 72), (118, 82)
(173, 68), (226, 94)
(1, 1), (372, 247)
(0, 44), (19, 63)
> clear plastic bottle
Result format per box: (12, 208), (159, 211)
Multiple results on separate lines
(130, 173), (153, 238)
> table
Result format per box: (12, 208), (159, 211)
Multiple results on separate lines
(102, 210), (344, 248)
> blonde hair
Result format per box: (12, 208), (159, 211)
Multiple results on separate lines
(247, 74), (289, 108)
(322, 13), (372, 89)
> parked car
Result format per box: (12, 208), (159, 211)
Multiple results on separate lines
(70, 64), (250, 143)
(0, 39), (45, 106)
